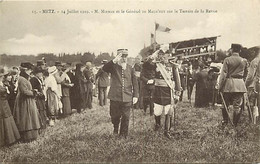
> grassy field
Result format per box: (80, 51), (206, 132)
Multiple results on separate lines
(0, 96), (260, 163)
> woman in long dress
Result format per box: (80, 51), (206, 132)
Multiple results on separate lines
(60, 64), (74, 116)
(74, 63), (87, 113)
(45, 66), (60, 126)
(30, 67), (48, 129)
(0, 67), (21, 147)
(13, 62), (41, 142)
(194, 66), (210, 108)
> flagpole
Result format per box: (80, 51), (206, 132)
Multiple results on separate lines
(154, 22), (157, 43)
(154, 22), (157, 51)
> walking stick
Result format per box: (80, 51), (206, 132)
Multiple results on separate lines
(244, 93), (254, 123)
(132, 107), (135, 130)
(220, 92), (234, 126)
(173, 103), (176, 131)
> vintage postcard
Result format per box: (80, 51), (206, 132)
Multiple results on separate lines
(0, 0), (259, 163)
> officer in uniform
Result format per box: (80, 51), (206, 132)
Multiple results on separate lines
(245, 46), (260, 123)
(218, 44), (248, 126)
(102, 49), (139, 138)
(149, 46), (182, 139)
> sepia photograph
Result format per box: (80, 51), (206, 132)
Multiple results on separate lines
(0, 0), (260, 163)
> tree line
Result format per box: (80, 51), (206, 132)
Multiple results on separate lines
(0, 52), (115, 67)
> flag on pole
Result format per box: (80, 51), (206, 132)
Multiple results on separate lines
(151, 33), (155, 44)
(155, 23), (171, 32)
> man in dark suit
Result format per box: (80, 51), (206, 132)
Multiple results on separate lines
(218, 44), (248, 126)
(103, 49), (139, 138)
(96, 60), (110, 106)
(140, 56), (156, 116)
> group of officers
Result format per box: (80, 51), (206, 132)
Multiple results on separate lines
(107, 43), (260, 139)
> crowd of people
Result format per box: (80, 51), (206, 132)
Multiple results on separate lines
(1, 44), (259, 147)
(0, 59), (104, 147)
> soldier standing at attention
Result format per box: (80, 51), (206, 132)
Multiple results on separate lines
(102, 49), (139, 138)
(149, 46), (182, 139)
(217, 44), (248, 126)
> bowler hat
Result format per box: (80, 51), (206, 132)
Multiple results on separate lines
(37, 60), (44, 66)
(20, 62), (34, 70)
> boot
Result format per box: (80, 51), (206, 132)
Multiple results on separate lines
(233, 111), (241, 127)
(164, 114), (172, 139)
(113, 125), (119, 135)
(150, 102), (154, 116)
(154, 116), (161, 131)
(221, 108), (229, 126)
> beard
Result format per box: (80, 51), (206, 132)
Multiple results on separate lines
(121, 62), (127, 70)
(117, 59), (127, 70)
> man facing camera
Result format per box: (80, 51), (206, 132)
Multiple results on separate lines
(102, 49), (139, 138)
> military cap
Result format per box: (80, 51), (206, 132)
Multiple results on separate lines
(231, 44), (242, 53)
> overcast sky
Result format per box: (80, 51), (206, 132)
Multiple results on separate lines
(0, 0), (259, 57)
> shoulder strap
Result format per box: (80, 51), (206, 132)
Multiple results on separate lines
(156, 63), (174, 90)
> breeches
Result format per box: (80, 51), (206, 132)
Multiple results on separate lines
(223, 92), (243, 113)
(154, 103), (173, 116)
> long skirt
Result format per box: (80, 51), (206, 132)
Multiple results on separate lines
(36, 98), (48, 129)
(62, 96), (72, 116)
(46, 89), (59, 117)
(0, 116), (20, 147)
(13, 96), (40, 141)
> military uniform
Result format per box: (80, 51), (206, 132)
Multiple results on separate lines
(245, 49), (260, 122)
(151, 52), (181, 138)
(218, 46), (247, 126)
(102, 59), (138, 137)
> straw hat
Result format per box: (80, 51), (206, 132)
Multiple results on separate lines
(48, 66), (58, 75)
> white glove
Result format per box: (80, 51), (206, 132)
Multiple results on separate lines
(174, 95), (180, 101)
(113, 53), (122, 64)
(147, 79), (154, 84)
(215, 83), (219, 90)
(133, 97), (138, 104)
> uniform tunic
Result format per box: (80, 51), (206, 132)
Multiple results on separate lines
(103, 61), (139, 102)
(102, 60), (138, 136)
(153, 63), (173, 106)
(245, 56), (260, 110)
(218, 53), (248, 123)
